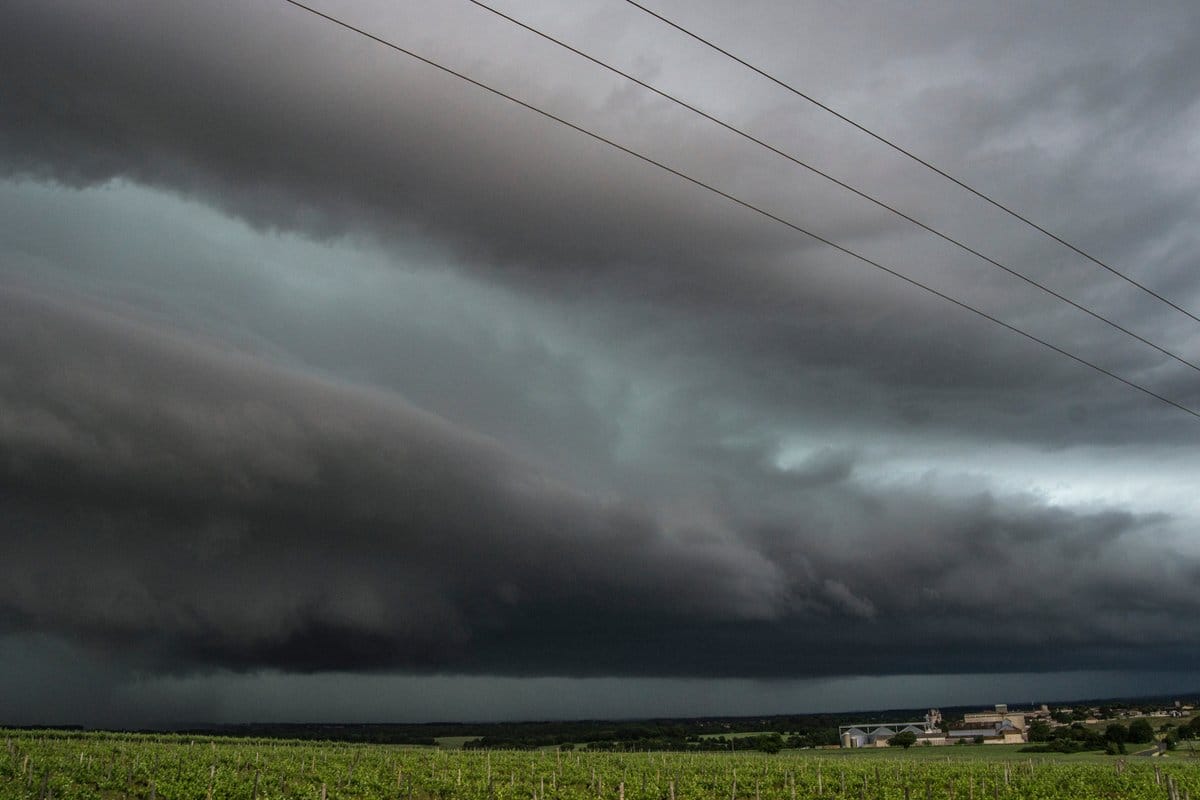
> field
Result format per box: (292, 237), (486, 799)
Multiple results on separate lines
(812, 742), (1196, 764)
(2, 730), (1198, 800)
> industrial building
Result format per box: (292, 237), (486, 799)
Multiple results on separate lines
(839, 706), (1028, 747)
(949, 705), (1028, 743)
(839, 709), (943, 748)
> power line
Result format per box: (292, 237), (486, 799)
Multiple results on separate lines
(279, 0), (1200, 423)
(459, 0), (1200, 377)
(621, 0), (1200, 327)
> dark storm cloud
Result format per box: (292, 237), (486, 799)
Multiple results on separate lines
(2, 282), (1197, 678)
(4, 0), (1198, 450)
(0, 283), (785, 670)
(0, 0), (791, 286)
(2, 0), (1200, 700)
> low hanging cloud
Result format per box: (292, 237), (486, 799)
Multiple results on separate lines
(2, 0), (1200, 710)
(0, 283), (789, 670)
(2, 281), (1197, 679)
(822, 580), (877, 621)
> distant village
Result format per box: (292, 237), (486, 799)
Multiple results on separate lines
(839, 700), (1197, 748)
(184, 698), (1200, 751)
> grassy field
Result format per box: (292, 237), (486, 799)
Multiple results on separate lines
(435, 737), (481, 750)
(3, 728), (1199, 800)
(799, 742), (1158, 764)
(696, 733), (784, 740)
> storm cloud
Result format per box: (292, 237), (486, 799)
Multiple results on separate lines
(1, 279), (1195, 679)
(1, 0), (1199, 720)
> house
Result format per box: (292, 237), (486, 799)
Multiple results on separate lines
(948, 717), (1025, 744)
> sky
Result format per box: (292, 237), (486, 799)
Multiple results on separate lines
(1, 0), (1199, 729)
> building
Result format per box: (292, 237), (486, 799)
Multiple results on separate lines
(948, 717), (1025, 744)
(839, 709), (943, 748)
(948, 705), (1027, 744)
(839, 706), (1027, 748)
(962, 704), (1027, 731)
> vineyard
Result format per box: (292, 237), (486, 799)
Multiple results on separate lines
(2, 730), (1197, 800)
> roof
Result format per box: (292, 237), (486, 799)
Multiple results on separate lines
(949, 719), (1017, 731)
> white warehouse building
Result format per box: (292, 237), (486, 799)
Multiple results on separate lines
(839, 709), (943, 748)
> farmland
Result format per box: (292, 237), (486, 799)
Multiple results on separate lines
(3, 729), (1198, 800)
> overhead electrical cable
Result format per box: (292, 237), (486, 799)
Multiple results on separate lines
(458, 0), (1200, 377)
(280, 0), (1200, 422)
(621, 0), (1200, 326)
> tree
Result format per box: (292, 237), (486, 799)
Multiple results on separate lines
(1128, 719), (1155, 744)
(1105, 723), (1129, 744)
(1080, 727), (1106, 749)
(888, 732), (917, 749)
(1028, 721), (1052, 743)
(753, 734), (783, 754)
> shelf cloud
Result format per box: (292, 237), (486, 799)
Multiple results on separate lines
(2, 0), (1199, 722)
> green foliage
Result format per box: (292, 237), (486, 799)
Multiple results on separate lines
(753, 734), (784, 754)
(785, 729), (839, 750)
(1127, 719), (1155, 744)
(1028, 721), (1052, 743)
(3, 727), (1200, 800)
(1026, 722), (1107, 752)
(887, 732), (917, 749)
(1105, 723), (1129, 744)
